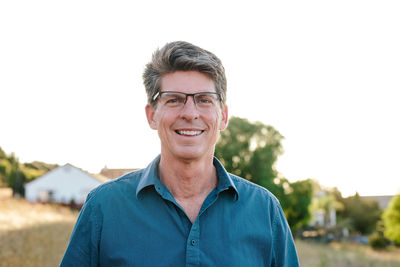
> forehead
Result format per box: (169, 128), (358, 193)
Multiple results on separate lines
(160, 71), (216, 93)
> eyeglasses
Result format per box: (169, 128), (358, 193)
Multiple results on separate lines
(152, 91), (222, 109)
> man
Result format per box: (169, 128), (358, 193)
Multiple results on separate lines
(61, 41), (299, 266)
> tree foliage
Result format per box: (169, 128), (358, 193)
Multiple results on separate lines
(383, 194), (400, 244)
(215, 116), (284, 196)
(281, 179), (314, 231)
(215, 117), (312, 230)
(337, 193), (381, 234)
(0, 152), (25, 195)
(0, 146), (58, 196)
(0, 146), (6, 159)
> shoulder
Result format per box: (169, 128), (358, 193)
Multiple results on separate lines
(229, 173), (280, 207)
(86, 169), (144, 203)
(227, 173), (288, 230)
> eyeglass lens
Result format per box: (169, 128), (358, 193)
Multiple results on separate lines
(159, 92), (219, 108)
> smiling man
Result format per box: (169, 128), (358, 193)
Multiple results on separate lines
(61, 41), (299, 266)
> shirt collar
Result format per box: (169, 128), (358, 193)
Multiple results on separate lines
(136, 155), (162, 197)
(136, 155), (239, 200)
(213, 157), (239, 200)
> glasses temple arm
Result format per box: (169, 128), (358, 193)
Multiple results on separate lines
(152, 92), (160, 101)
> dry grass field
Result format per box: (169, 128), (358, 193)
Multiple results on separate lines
(296, 240), (400, 267)
(0, 195), (78, 267)
(1, 194), (400, 267)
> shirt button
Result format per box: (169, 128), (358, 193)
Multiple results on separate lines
(190, 239), (196, 246)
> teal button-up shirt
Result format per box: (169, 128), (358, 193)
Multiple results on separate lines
(61, 156), (299, 266)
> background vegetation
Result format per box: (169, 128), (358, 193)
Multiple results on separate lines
(0, 146), (58, 196)
(383, 195), (400, 245)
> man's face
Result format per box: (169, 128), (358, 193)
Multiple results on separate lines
(145, 71), (228, 162)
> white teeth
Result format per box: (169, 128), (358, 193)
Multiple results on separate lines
(177, 130), (202, 136)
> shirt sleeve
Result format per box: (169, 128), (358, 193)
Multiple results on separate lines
(271, 200), (300, 267)
(60, 193), (101, 267)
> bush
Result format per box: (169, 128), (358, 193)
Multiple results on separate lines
(369, 232), (389, 249)
(383, 195), (400, 244)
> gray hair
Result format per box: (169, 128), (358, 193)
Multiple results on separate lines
(143, 41), (227, 107)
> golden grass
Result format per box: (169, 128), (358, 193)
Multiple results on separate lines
(0, 198), (77, 231)
(0, 198), (78, 267)
(296, 239), (400, 267)
(0, 188), (12, 200)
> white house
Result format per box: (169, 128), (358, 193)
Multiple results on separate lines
(309, 189), (337, 227)
(25, 163), (108, 205)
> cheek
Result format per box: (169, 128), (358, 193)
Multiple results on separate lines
(209, 110), (223, 131)
(154, 109), (172, 127)
(215, 109), (223, 123)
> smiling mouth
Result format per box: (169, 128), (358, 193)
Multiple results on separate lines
(176, 130), (203, 136)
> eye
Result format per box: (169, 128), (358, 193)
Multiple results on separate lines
(196, 94), (214, 105)
(166, 97), (179, 103)
(163, 93), (185, 106)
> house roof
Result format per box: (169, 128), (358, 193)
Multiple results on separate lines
(90, 173), (111, 183)
(65, 164), (112, 183)
(25, 163), (110, 185)
(99, 167), (138, 180)
(361, 195), (394, 210)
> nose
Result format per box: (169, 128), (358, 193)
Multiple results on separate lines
(183, 94), (197, 106)
(180, 95), (199, 120)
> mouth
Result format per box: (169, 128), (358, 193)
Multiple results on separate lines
(175, 130), (203, 136)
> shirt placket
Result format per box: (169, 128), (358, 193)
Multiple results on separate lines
(154, 183), (200, 266)
(155, 179), (230, 267)
(185, 219), (200, 267)
(185, 188), (225, 267)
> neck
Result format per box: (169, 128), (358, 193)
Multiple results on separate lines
(158, 154), (217, 200)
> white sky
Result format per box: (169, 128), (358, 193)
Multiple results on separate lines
(1, 0), (399, 197)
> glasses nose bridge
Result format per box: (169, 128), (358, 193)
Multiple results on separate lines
(183, 93), (197, 106)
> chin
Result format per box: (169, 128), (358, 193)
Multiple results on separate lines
(172, 148), (210, 161)
(175, 152), (202, 161)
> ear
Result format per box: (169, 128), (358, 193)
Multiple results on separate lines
(145, 104), (157, 130)
(219, 105), (229, 131)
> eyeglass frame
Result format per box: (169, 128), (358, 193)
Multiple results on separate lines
(152, 91), (223, 107)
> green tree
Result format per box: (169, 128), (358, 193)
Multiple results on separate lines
(0, 146), (9, 186)
(5, 153), (26, 196)
(0, 146), (6, 159)
(215, 116), (284, 196)
(281, 179), (314, 231)
(215, 117), (312, 230)
(0, 146), (57, 194)
(338, 193), (381, 234)
(382, 195), (400, 244)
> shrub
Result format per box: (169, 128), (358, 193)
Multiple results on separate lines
(369, 232), (389, 249)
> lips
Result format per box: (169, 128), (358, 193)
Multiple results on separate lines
(176, 130), (203, 136)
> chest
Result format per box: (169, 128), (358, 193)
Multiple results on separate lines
(175, 197), (204, 223)
(98, 196), (273, 267)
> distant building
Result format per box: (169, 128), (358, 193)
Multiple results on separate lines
(309, 190), (337, 227)
(309, 209), (336, 228)
(25, 164), (109, 205)
(100, 167), (138, 180)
